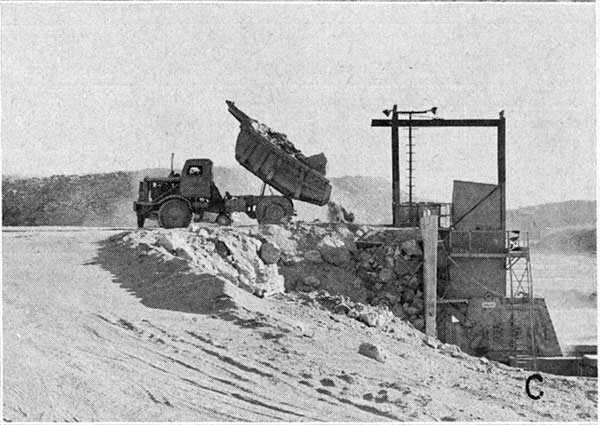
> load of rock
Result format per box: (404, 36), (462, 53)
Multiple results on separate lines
(227, 100), (328, 176)
(249, 123), (328, 176)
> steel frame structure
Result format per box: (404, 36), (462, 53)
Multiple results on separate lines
(371, 110), (506, 228)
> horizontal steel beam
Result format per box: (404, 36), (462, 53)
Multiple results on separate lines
(371, 118), (501, 128)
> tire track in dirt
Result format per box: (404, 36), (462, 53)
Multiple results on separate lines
(177, 377), (291, 421)
(82, 312), (282, 419)
(194, 346), (274, 378)
(148, 339), (327, 420)
(91, 312), (330, 420)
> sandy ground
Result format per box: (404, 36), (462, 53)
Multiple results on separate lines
(2, 227), (597, 422)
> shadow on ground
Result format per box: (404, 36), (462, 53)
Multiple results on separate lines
(89, 233), (264, 317)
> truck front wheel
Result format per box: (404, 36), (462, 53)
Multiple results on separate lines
(158, 199), (192, 228)
(193, 210), (205, 223)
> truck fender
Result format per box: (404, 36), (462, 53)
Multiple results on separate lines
(157, 195), (193, 211)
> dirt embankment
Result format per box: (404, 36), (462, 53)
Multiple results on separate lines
(111, 223), (430, 332)
(3, 225), (597, 422)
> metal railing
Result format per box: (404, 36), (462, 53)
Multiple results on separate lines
(448, 230), (529, 254)
(397, 202), (451, 228)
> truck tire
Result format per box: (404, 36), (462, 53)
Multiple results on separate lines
(158, 199), (192, 228)
(193, 211), (205, 223)
(256, 198), (292, 224)
(216, 213), (233, 226)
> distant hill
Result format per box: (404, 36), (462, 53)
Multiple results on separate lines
(531, 225), (596, 254)
(2, 172), (134, 227)
(2, 168), (396, 227)
(507, 201), (596, 253)
(507, 200), (596, 232)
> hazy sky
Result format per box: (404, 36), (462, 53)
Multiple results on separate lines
(2, 3), (595, 208)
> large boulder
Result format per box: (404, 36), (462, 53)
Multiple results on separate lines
(402, 288), (416, 303)
(185, 227), (286, 296)
(358, 343), (388, 363)
(317, 235), (351, 266)
(404, 304), (420, 316)
(359, 307), (393, 328)
(255, 225), (297, 258)
(400, 239), (422, 259)
(394, 256), (419, 276)
(378, 268), (395, 283)
(411, 317), (425, 331)
(297, 275), (322, 292)
(412, 296), (424, 311)
(255, 264), (285, 296)
(304, 250), (323, 263)
(155, 232), (196, 261)
(259, 241), (281, 264)
(392, 303), (408, 319)
(334, 226), (357, 252)
(156, 232), (186, 253)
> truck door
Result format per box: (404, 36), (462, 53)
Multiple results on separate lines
(180, 160), (212, 198)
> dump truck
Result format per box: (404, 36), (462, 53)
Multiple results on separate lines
(133, 101), (332, 228)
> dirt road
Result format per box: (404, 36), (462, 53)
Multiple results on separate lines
(3, 228), (597, 422)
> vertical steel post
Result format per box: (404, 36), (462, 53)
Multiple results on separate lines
(391, 105), (400, 226)
(421, 214), (438, 337)
(408, 114), (414, 209)
(498, 111), (506, 231)
(527, 243), (537, 370)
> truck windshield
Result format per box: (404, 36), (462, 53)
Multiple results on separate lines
(188, 166), (202, 176)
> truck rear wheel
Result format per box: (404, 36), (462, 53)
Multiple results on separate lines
(256, 198), (292, 224)
(158, 199), (192, 228)
(216, 213), (233, 226)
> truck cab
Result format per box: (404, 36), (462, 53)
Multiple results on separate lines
(180, 159), (213, 199)
(134, 156), (294, 229)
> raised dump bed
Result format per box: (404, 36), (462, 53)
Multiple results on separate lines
(227, 101), (331, 206)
